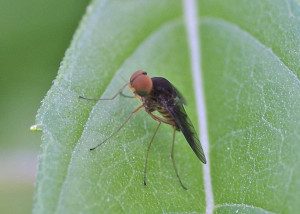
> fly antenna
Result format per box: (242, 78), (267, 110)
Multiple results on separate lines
(79, 82), (131, 102)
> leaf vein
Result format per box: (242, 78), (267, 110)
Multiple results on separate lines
(201, 16), (300, 86)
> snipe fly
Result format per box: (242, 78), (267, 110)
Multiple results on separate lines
(80, 70), (206, 190)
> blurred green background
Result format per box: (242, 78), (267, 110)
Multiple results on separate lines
(0, 0), (90, 213)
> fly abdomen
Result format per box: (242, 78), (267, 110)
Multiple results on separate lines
(157, 107), (178, 128)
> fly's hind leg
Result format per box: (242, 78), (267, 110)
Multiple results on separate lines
(171, 127), (187, 190)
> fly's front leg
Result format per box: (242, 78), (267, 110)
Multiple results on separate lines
(90, 104), (144, 150)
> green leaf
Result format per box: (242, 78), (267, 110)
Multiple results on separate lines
(33, 0), (300, 213)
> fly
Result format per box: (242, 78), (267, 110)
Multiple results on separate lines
(80, 70), (207, 190)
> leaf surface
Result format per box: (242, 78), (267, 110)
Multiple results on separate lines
(33, 0), (300, 213)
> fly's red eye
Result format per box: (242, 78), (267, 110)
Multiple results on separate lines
(130, 71), (152, 96)
(130, 70), (145, 83)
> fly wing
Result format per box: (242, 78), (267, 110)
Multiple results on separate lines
(173, 87), (186, 105)
(151, 77), (206, 163)
(166, 102), (207, 164)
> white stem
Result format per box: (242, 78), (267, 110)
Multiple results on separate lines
(183, 0), (214, 213)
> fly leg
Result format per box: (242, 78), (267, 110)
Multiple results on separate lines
(171, 127), (187, 190)
(90, 104), (143, 150)
(143, 121), (161, 186)
(79, 83), (134, 101)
